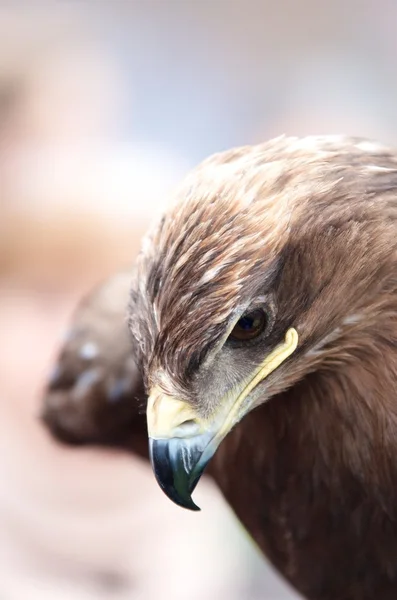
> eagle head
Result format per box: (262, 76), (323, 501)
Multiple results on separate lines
(129, 135), (397, 510)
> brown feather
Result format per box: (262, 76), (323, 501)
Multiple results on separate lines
(129, 135), (397, 599)
(43, 135), (397, 599)
(42, 269), (148, 457)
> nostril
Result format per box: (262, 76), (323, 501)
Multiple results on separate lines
(175, 419), (201, 437)
(181, 419), (196, 427)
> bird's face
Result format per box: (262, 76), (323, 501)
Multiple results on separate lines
(129, 136), (397, 510)
(146, 315), (298, 510)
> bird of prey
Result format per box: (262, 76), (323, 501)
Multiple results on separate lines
(43, 135), (397, 600)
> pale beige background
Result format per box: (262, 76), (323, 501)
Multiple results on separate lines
(1, 2), (397, 598)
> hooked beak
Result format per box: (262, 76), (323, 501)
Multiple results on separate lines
(146, 328), (298, 511)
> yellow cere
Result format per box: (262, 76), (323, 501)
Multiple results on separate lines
(147, 328), (299, 442)
(215, 327), (299, 441)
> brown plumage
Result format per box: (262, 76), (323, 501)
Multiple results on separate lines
(42, 269), (147, 457)
(43, 135), (397, 600)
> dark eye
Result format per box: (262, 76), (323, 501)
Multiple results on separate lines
(228, 309), (267, 342)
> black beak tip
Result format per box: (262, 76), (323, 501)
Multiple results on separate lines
(149, 437), (202, 511)
(163, 486), (201, 512)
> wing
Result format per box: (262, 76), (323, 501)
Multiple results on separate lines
(41, 268), (148, 459)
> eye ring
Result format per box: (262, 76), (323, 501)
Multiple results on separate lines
(228, 308), (268, 342)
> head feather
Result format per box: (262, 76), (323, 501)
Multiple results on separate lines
(129, 135), (397, 394)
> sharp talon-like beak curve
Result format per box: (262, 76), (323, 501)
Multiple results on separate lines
(149, 435), (213, 511)
(146, 328), (299, 511)
(146, 389), (218, 511)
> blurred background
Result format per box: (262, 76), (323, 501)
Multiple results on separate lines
(1, 1), (397, 598)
